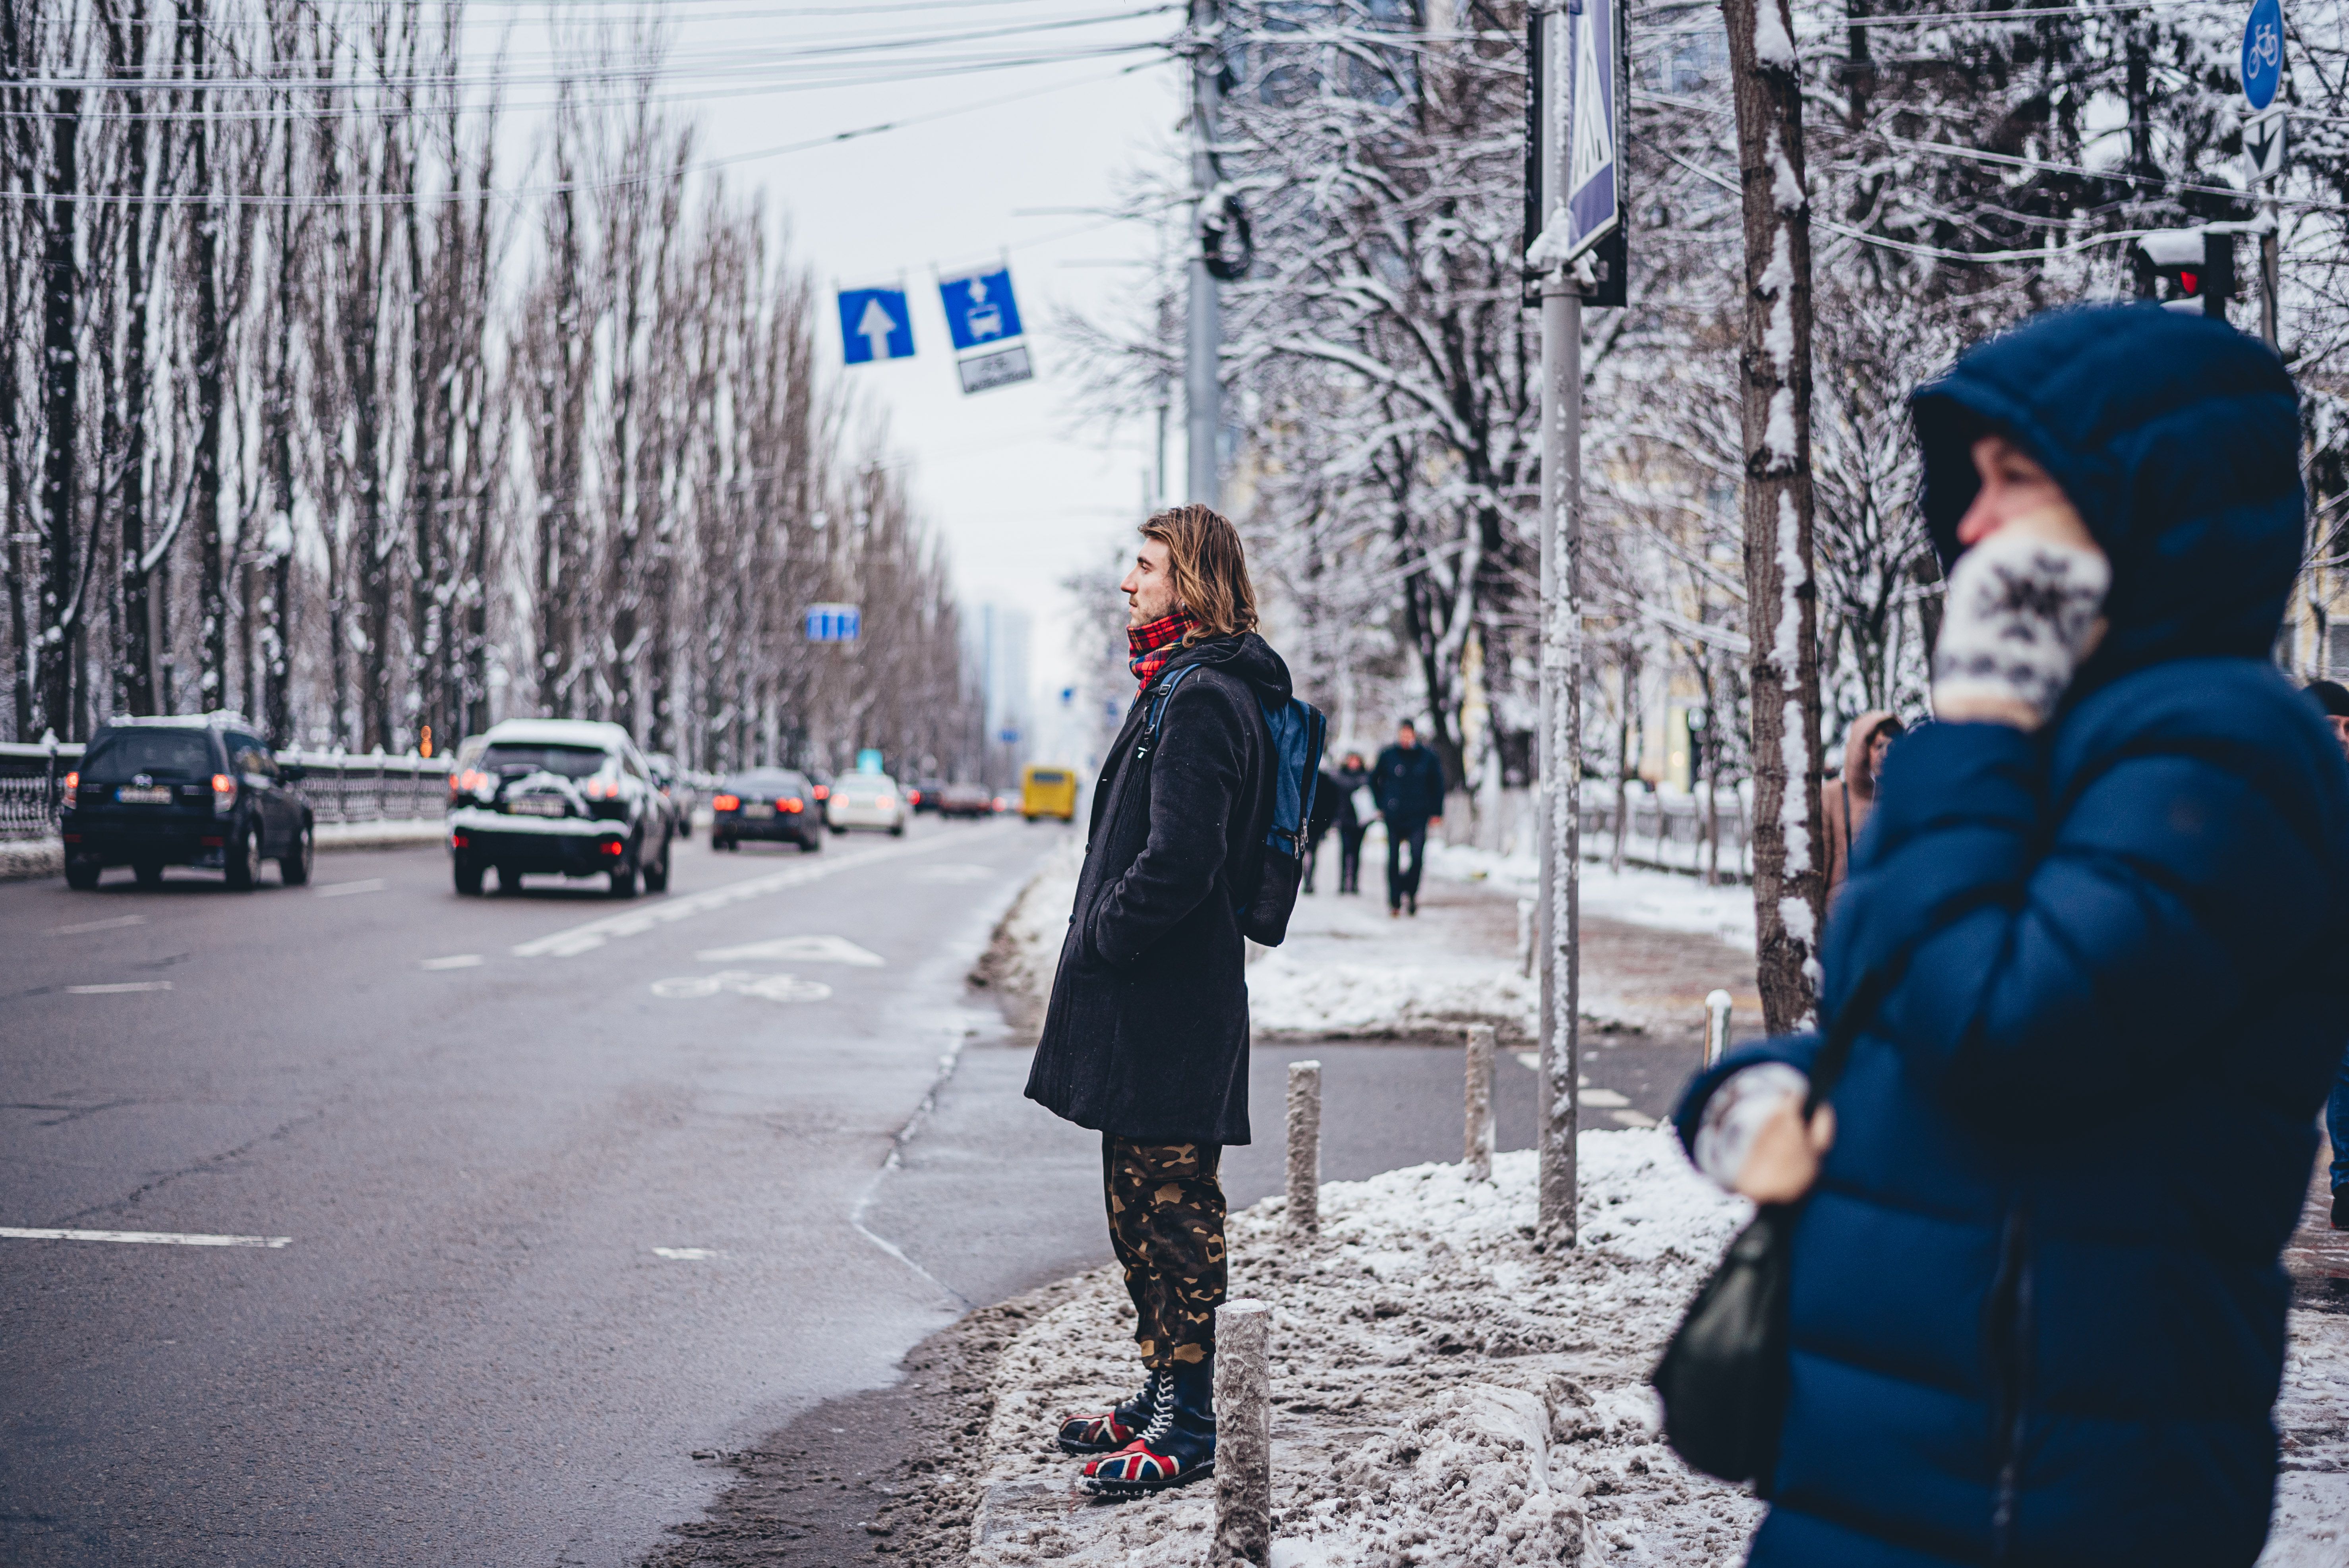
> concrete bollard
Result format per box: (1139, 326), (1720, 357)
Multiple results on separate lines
(1463, 1023), (1496, 1181)
(1285, 1061), (1321, 1236)
(1211, 1299), (1273, 1567)
(1517, 897), (1536, 978)
(1705, 988), (1734, 1069)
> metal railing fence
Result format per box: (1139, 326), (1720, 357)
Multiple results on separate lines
(0, 742), (452, 839)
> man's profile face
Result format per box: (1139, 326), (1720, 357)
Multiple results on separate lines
(2331, 715), (2349, 760)
(1120, 537), (1178, 628)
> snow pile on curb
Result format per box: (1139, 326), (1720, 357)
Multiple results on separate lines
(966, 1131), (2349, 1566)
(1431, 842), (1759, 954)
(1247, 943), (1537, 1039)
(968, 1130), (1768, 1566)
(977, 834), (1082, 1011)
(0, 817), (444, 883)
(0, 835), (63, 882)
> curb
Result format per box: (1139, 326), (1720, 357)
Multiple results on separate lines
(0, 818), (445, 884)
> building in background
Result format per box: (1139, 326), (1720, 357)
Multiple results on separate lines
(968, 603), (1033, 787)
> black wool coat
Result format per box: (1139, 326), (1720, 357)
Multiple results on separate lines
(1024, 633), (1291, 1145)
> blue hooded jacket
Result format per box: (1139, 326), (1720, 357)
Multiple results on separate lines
(1674, 305), (2349, 1567)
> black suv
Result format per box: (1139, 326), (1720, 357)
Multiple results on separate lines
(710, 768), (823, 853)
(61, 714), (315, 891)
(446, 718), (674, 897)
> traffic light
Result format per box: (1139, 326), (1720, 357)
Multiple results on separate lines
(2131, 227), (2236, 319)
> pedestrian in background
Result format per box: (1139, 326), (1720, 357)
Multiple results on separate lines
(1026, 503), (1290, 1496)
(1673, 305), (2349, 1565)
(1819, 709), (1904, 902)
(2309, 678), (2349, 1230)
(1370, 721), (1446, 917)
(1301, 760), (1351, 894)
(1333, 749), (1370, 894)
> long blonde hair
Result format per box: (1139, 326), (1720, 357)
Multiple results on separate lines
(1140, 503), (1257, 644)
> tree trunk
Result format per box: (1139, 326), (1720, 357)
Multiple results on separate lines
(1721, 0), (1826, 1032)
(37, 87), (79, 736)
(182, 0), (227, 714)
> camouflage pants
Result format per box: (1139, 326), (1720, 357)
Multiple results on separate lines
(1102, 1135), (1228, 1370)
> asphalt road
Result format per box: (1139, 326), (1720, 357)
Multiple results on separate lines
(0, 818), (1066, 1567)
(0, 821), (1702, 1566)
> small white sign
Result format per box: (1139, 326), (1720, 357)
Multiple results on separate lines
(956, 342), (1034, 395)
(2244, 106), (2287, 183)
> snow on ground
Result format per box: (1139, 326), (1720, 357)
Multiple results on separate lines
(1247, 884), (1538, 1041)
(967, 1133), (2349, 1566)
(1429, 841), (1759, 955)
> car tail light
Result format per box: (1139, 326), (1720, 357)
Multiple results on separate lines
(782, 798), (803, 813)
(63, 770), (77, 792)
(453, 832), (470, 849)
(211, 773), (237, 814)
(813, 784), (830, 801)
(585, 778), (618, 800)
(712, 793), (740, 812)
(601, 838), (624, 856)
(907, 789), (921, 805)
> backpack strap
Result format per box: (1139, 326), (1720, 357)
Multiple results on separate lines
(1135, 663), (1202, 759)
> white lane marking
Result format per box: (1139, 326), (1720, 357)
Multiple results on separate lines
(650, 971), (833, 1003)
(1579, 1087), (1632, 1109)
(420, 953), (485, 971)
(511, 831), (987, 959)
(65, 981), (173, 994)
(1, 1226), (290, 1248)
(694, 934), (884, 967)
(652, 1247), (721, 1260)
(315, 878), (386, 898)
(52, 914), (146, 936)
(1608, 1109), (1660, 1129)
(1514, 1051), (1540, 1071)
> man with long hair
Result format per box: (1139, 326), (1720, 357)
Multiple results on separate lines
(1025, 503), (1294, 1495)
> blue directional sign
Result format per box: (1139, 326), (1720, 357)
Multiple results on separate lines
(806, 602), (861, 642)
(938, 267), (1025, 353)
(2242, 0), (2283, 110)
(837, 287), (914, 365)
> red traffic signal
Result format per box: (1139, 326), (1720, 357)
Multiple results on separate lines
(2132, 228), (2235, 319)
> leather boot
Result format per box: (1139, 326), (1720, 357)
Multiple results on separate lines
(1056, 1368), (1163, 1456)
(1082, 1353), (1215, 1495)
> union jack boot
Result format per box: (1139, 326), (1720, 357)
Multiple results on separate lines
(1080, 1356), (1215, 1496)
(1056, 1369), (1164, 1456)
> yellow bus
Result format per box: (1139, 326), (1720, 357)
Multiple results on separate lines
(1020, 764), (1078, 822)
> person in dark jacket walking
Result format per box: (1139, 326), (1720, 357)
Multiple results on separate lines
(1332, 750), (1370, 893)
(2309, 679), (2349, 1229)
(1370, 722), (1446, 915)
(1673, 305), (2349, 1567)
(1302, 761), (1351, 894)
(1025, 502), (1289, 1496)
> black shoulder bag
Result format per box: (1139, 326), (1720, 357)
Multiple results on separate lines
(1649, 956), (1906, 1491)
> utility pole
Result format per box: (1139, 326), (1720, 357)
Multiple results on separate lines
(2260, 196), (2281, 352)
(1185, 0), (1222, 507)
(1533, 0), (1585, 1250)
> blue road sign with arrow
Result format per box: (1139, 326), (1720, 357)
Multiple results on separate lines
(938, 267), (1025, 353)
(837, 288), (914, 365)
(2242, 0), (2283, 110)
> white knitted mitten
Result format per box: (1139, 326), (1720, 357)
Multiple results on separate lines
(1931, 527), (2111, 724)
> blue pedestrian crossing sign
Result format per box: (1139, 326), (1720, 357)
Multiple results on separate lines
(938, 267), (1025, 353)
(806, 602), (861, 642)
(2242, 0), (2283, 110)
(837, 287), (914, 365)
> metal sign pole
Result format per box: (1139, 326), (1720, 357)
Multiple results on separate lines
(1185, 0), (1223, 507)
(1533, 0), (1585, 1250)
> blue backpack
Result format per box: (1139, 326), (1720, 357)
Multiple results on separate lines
(1145, 664), (1327, 946)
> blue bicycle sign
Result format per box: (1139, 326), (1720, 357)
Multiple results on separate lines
(2242, 0), (2284, 111)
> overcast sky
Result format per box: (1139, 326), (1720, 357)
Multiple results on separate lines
(506, 1), (1188, 659)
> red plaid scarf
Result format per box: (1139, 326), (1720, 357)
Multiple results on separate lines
(1127, 609), (1199, 692)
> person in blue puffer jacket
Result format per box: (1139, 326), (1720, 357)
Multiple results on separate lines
(1672, 303), (2349, 1567)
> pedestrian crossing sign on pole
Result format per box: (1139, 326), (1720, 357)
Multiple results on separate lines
(836, 287), (914, 365)
(938, 263), (1036, 395)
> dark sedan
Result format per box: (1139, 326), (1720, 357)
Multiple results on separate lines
(710, 768), (822, 853)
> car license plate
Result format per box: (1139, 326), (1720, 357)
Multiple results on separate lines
(743, 802), (775, 818)
(115, 786), (171, 804)
(509, 796), (567, 818)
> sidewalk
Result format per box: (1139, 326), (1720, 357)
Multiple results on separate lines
(961, 844), (2349, 1568)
